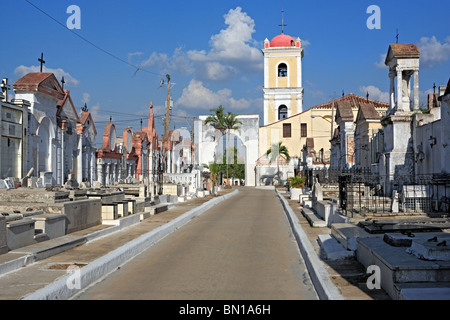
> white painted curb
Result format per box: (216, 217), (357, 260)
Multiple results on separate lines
(276, 189), (344, 300)
(22, 189), (239, 300)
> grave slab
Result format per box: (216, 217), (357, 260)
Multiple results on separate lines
(406, 234), (450, 261)
(384, 232), (450, 247)
(6, 219), (36, 251)
(301, 207), (327, 227)
(27, 214), (66, 240)
(357, 237), (450, 299)
(318, 234), (354, 260)
(331, 223), (381, 251)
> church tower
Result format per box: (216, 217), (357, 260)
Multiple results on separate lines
(262, 32), (304, 126)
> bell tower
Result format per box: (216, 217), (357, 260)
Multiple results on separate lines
(262, 32), (304, 126)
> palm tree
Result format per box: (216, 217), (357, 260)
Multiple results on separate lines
(203, 162), (220, 196)
(266, 142), (291, 185)
(204, 105), (226, 132)
(223, 112), (242, 187)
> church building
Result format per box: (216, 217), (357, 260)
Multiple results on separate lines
(262, 31), (304, 126)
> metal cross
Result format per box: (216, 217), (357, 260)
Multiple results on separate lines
(61, 76), (65, 90)
(279, 9), (287, 33)
(433, 82), (436, 94)
(38, 53), (46, 72)
(396, 29), (399, 44)
(1, 78), (11, 101)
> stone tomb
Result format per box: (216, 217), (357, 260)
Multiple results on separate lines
(6, 219), (36, 251)
(406, 233), (450, 261)
(28, 213), (66, 241)
(357, 235), (450, 299)
(101, 203), (118, 220)
(0, 216), (7, 254)
(0, 189), (102, 234)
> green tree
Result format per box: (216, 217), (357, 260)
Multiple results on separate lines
(266, 142), (291, 185)
(203, 162), (221, 196)
(205, 105), (242, 187)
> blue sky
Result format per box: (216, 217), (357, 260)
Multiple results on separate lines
(2, 0), (449, 145)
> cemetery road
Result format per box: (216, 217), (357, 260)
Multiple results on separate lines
(73, 187), (318, 300)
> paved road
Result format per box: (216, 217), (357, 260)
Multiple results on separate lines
(73, 187), (318, 300)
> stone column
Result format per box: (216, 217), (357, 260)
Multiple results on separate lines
(396, 67), (403, 112)
(105, 163), (110, 186)
(389, 70), (396, 111)
(97, 162), (103, 186)
(112, 163), (117, 183)
(76, 134), (82, 184)
(413, 70), (419, 110)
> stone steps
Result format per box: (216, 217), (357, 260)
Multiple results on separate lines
(301, 207), (327, 227)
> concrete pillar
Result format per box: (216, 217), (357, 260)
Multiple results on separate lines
(389, 70), (396, 111)
(105, 163), (110, 186)
(413, 70), (419, 110)
(77, 135), (83, 184)
(396, 67), (403, 112)
(112, 163), (117, 183)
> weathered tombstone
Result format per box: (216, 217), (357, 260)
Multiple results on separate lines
(36, 178), (44, 188)
(312, 177), (323, 208)
(391, 190), (399, 213)
(0, 180), (8, 189)
(4, 179), (14, 189)
(93, 181), (102, 189)
(28, 177), (37, 189)
(40, 172), (53, 188)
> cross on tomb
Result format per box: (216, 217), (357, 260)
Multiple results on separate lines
(0, 78), (11, 101)
(38, 53), (46, 72)
(396, 28), (399, 44)
(61, 76), (65, 90)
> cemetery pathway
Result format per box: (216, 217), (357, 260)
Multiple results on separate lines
(73, 187), (318, 300)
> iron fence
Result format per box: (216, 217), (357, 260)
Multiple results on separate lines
(302, 168), (450, 217)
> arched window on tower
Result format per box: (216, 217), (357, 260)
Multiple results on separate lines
(278, 105), (288, 120)
(278, 63), (287, 77)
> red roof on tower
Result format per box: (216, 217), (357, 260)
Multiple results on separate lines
(270, 33), (297, 47)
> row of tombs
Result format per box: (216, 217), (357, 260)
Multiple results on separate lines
(289, 180), (450, 300)
(0, 180), (215, 256)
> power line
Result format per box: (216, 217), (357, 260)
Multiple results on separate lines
(24, 0), (165, 78)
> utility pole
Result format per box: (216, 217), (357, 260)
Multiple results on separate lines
(331, 97), (335, 140)
(164, 73), (171, 138)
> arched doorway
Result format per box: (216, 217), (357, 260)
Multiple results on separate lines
(214, 132), (247, 186)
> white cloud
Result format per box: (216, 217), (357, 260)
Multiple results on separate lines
(418, 36), (450, 68)
(138, 7), (262, 82)
(128, 51), (143, 63)
(187, 7), (263, 78)
(141, 47), (193, 76)
(14, 65), (80, 87)
(359, 85), (389, 103)
(375, 53), (387, 69)
(301, 39), (311, 48)
(176, 79), (254, 110)
(81, 93), (90, 104)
